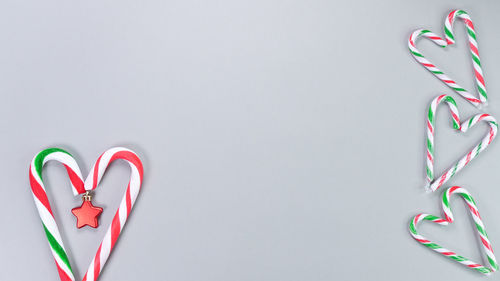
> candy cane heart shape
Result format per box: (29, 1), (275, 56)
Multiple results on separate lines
(409, 10), (487, 107)
(425, 95), (498, 192)
(409, 186), (498, 274)
(29, 147), (144, 281)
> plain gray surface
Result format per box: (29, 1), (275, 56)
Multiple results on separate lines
(1, 0), (500, 280)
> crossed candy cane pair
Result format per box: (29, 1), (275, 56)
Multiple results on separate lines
(29, 147), (143, 281)
(409, 9), (486, 107)
(410, 186), (498, 274)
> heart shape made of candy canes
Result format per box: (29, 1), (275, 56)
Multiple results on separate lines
(409, 10), (487, 107)
(425, 94), (497, 192)
(409, 186), (498, 274)
(29, 147), (144, 281)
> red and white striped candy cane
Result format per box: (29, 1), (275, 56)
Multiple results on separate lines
(82, 147), (144, 281)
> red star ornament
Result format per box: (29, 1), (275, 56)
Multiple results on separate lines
(71, 200), (103, 228)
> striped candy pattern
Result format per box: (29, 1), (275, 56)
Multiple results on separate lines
(82, 147), (143, 281)
(425, 95), (497, 192)
(425, 95), (460, 184)
(409, 10), (487, 107)
(29, 148), (85, 280)
(409, 186), (498, 274)
(29, 147), (144, 281)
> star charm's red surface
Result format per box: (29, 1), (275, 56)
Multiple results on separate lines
(71, 200), (103, 228)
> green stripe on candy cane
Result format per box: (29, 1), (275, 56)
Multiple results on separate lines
(34, 148), (72, 178)
(43, 224), (72, 271)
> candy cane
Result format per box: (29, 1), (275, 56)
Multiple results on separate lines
(29, 148), (85, 281)
(29, 147), (144, 281)
(426, 95), (460, 184)
(424, 95), (497, 192)
(409, 186), (498, 274)
(409, 10), (487, 107)
(82, 147), (143, 281)
(445, 10), (486, 102)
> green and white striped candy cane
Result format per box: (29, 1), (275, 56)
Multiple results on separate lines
(409, 186), (498, 274)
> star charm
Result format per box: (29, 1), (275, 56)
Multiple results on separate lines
(71, 200), (103, 228)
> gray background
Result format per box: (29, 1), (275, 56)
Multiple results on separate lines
(0, 0), (499, 280)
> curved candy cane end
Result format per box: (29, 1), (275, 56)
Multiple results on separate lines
(454, 9), (468, 17)
(409, 29), (427, 42)
(424, 182), (433, 193)
(469, 101), (482, 109)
